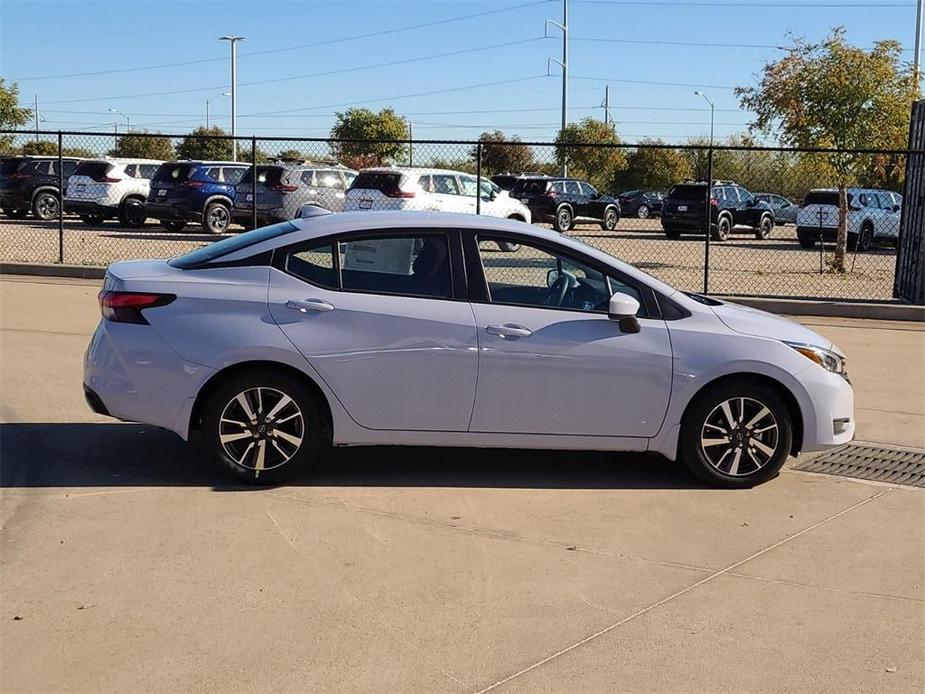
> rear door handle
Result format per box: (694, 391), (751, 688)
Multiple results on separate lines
(486, 323), (532, 338)
(286, 298), (335, 313)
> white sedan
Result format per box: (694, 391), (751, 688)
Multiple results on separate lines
(84, 210), (854, 487)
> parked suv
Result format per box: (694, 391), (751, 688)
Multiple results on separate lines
(232, 163), (357, 227)
(617, 190), (664, 219)
(490, 172), (548, 191)
(661, 181), (775, 240)
(146, 161), (249, 233)
(0, 155), (82, 221)
(796, 188), (902, 251)
(64, 158), (164, 228)
(510, 176), (620, 232)
(343, 167), (531, 223)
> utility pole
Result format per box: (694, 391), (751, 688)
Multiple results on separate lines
(33, 94), (39, 143)
(916, 0), (923, 85)
(220, 36), (245, 161)
(601, 85), (615, 133)
(405, 118), (413, 166)
(206, 100), (210, 129)
(546, 0), (568, 175)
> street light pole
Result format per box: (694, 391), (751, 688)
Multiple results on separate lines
(220, 36), (245, 162)
(108, 108), (129, 132)
(33, 94), (39, 144)
(694, 90), (715, 294)
(206, 99), (210, 129)
(915, 0), (924, 85)
(545, 0), (568, 176)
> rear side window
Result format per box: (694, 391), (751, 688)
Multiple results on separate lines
(204, 167), (222, 182)
(668, 184), (706, 200)
(138, 165), (160, 179)
(511, 179), (548, 196)
(316, 170), (345, 189)
(287, 243), (338, 289)
(74, 162), (113, 179)
(154, 164), (193, 182)
(169, 221), (297, 268)
(350, 172), (402, 192)
(223, 167), (247, 185)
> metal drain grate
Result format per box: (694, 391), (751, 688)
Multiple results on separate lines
(794, 442), (925, 487)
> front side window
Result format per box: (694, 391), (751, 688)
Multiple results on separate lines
(284, 234), (453, 300)
(580, 182), (598, 197)
(432, 175), (460, 196)
(460, 175), (479, 197)
(564, 181), (580, 195)
(317, 170), (344, 189)
(476, 237), (641, 314)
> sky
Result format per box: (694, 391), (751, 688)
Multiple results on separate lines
(0, 0), (917, 145)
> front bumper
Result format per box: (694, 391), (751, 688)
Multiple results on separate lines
(797, 365), (855, 452)
(64, 200), (116, 216)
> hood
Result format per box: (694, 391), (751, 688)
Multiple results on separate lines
(711, 300), (833, 349)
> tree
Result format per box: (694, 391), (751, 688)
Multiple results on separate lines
(329, 108), (408, 168)
(737, 27), (919, 271)
(277, 149), (305, 161)
(614, 139), (692, 192)
(0, 78), (32, 154)
(110, 132), (175, 160)
(471, 130), (534, 174)
(554, 118), (626, 191)
(20, 140), (58, 156)
(176, 126), (234, 160)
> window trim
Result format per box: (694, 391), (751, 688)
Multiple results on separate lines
(273, 227), (467, 302)
(467, 232), (659, 319)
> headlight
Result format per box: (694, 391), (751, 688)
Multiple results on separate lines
(785, 341), (847, 376)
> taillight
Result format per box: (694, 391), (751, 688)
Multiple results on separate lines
(543, 190), (557, 199)
(9, 172), (29, 180)
(710, 197), (719, 207)
(93, 176), (121, 183)
(98, 291), (175, 325)
(271, 183), (298, 193)
(384, 187), (415, 198)
(182, 180), (204, 188)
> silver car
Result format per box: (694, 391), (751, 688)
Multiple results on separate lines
(234, 163), (356, 227)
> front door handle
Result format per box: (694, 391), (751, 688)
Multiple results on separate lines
(486, 323), (532, 338)
(286, 298), (335, 313)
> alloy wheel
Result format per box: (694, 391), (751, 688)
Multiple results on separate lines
(637, 205), (649, 219)
(700, 397), (779, 477)
(604, 208), (618, 230)
(209, 205), (229, 232)
(36, 194), (58, 219)
(218, 387), (305, 477)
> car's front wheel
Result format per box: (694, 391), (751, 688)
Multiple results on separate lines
(203, 201), (231, 234)
(679, 379), (792, 488)
(637, 204), (649, 219)
(32, 191), (59, 220)
(754, 214), (773, 240)
(600, 206), (619, 231)
(554, 206), (573, 233)
(202, 369), (324, 485)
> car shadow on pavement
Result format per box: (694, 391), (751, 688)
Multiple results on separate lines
(0, 422), (708, 491)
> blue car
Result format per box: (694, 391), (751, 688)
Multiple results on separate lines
(147, 161), (249, 234)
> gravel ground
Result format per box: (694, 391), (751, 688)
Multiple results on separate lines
(0, 215), (897, 300)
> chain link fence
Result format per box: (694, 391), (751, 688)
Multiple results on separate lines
(0, 129), (914, 302)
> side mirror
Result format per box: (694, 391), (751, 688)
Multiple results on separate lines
(608, 292), (641, 333)
(746, 198), (758, 207)
(893, 204), (901, 212)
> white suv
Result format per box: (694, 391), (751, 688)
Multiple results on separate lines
(343, 167), (532, 223)
(796, 188), (902, 251)
(64, 158), (164, 228)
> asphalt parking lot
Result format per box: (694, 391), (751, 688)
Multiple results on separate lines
(0, 215), (898, 300)
(1, 276), (923, 693)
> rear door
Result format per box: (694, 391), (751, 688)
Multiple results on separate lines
(150, 163), (195, 206)
(798, 191), (840, 230)
(268, 231), (479, 431)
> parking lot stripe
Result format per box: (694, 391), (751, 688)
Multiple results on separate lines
(473, 488), (892, 694)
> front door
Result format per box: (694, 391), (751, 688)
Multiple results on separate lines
(467, 236), (673, 437)
(268, 232), (479, 431)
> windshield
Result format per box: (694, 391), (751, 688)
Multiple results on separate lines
(169, 221), (298, 269)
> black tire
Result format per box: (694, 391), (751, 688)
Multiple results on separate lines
(32, 191), (59, 220)
(118, 198), (147, 228)
(711, 215), (731, 241)
(797, 229), (816, 249)
(637, 204), (650, 219)
(202, 201), (231, 234)
(201, 368), (325, 485)
(600, 206), (619, 231)
(162, 220), (187, 233)
(856, 222), (874, 252)
(846, 233), (859, 251)
(679, 379), (793, 489)
(663, 225), (681, 239)
(5, 207), (28, 219)
(79, 214), (106, 225)
(554, 205), (573, 233)
(754, 214), (773, 240)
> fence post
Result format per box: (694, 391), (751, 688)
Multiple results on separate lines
(57, 131), (64, 264)
(251, 137), (257, 231)
(476, 142), (482, 216)
(702, 145), (713, 294)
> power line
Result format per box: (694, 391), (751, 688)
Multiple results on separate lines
(571, 74), (737, 90)
(573, 1), (912, 6)
(573, 36), (784, 49)
(11, 0), (547, 82)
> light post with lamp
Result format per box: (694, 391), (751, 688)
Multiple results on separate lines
(219, 36), (245, 161)
(694, 90), (715, 294)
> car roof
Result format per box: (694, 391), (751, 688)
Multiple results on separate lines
(358, 167), (477, 177)
(217, 210), (679, 296)
(84, 157), (165, 165)
(173, 160), (248, 166)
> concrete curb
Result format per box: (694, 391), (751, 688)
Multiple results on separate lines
(2, 262), (922, 321)
(719, 296), (925, 322)
(1, 263), (105, 280)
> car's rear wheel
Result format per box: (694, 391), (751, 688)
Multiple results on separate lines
(711, 215), (731, 241)
(679, 379), (792, 488)
(32, 192), (59, 220)
(202, 369), (324, 485)
(203, 201), (231, 234)
(856, 222), (874, 252)
(637, 204), (650, 219)
(554, 206), (573, 233)
(600, 206), (619, 231)
(118, 198), (146, 228)
(79, 214), (106, 225)
(663, 225), (681, 239)
(162, 220), (187, 232)
(797, 229), (817, 249)
(754, 214), (773, 240)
